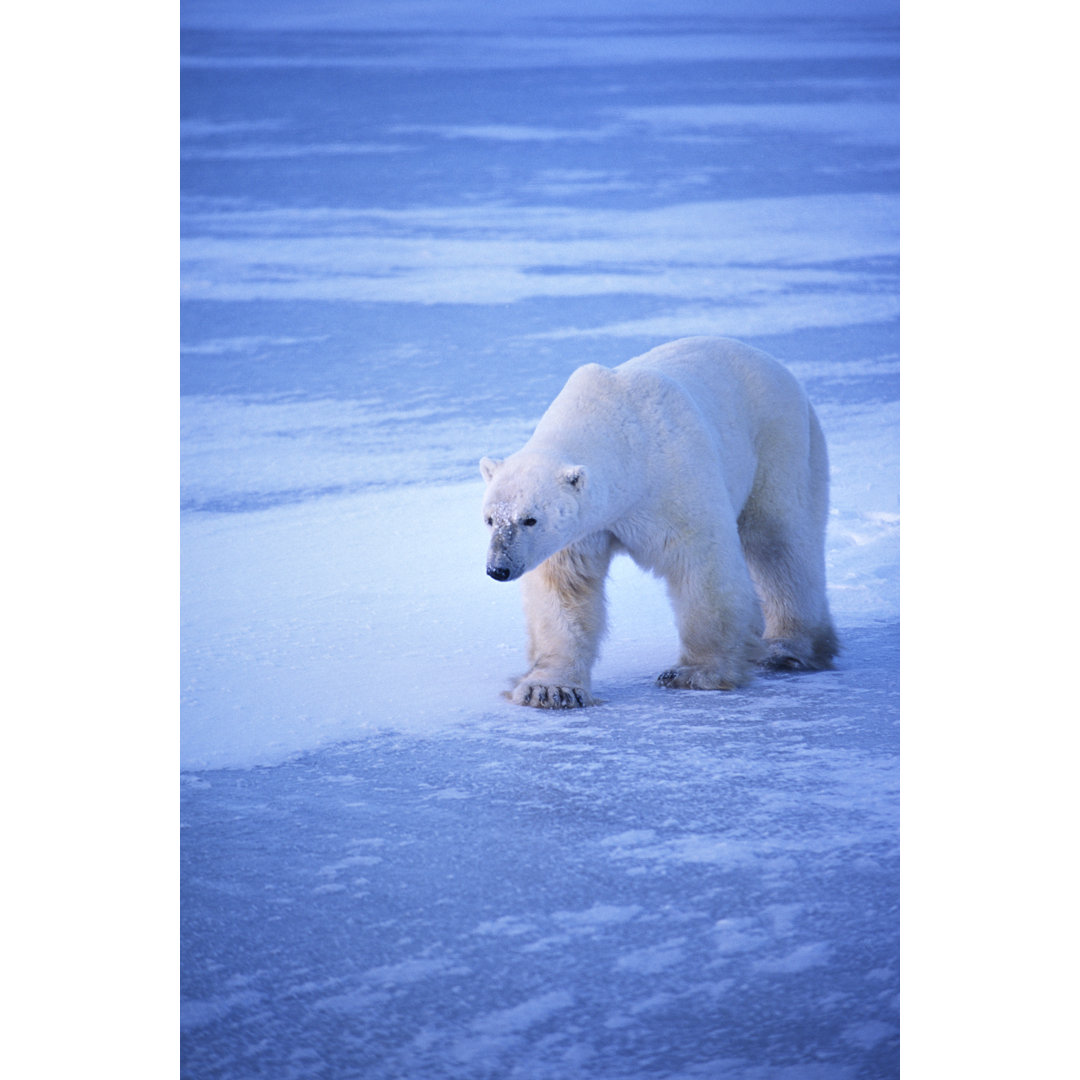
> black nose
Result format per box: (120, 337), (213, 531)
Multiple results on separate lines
(487, 566), (511, 581)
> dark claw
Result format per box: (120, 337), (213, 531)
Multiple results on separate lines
(762, 654), (807, 672)
(518, 683), (590, 708)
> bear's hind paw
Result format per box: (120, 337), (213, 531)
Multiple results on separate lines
(512, 681), (593, 709)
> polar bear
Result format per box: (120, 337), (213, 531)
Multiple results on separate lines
(480, 336), (837, 708)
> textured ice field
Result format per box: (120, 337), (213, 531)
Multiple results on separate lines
(181, 3), (899, 1077)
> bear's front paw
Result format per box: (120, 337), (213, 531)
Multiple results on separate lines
(657, 666), (739, 691)
(760, 649), (808, 672)
(512, 681), (594, 709)
(760, 637), (834, 672)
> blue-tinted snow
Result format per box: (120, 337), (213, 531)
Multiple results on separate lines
(181, 3), (899, 1077)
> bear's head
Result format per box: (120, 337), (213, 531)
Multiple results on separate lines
(479, 452), (587, 581)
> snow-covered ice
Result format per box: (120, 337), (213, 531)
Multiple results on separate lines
(181, 2), (899, 1076)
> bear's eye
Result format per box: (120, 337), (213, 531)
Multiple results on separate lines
(485, 516), (493, 527)
(523, 517), (537, 527)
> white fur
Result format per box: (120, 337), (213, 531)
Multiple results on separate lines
(480, 337), (838, 709)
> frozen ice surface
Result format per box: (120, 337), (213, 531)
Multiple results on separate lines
(183, 645), (898, 1079)
(181, 2), (899, 1077)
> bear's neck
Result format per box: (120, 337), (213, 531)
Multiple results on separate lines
(524, 428), (642, 529)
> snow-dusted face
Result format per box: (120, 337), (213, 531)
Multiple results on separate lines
(479, 453), (587, 581)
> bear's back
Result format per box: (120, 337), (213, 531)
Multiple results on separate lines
(617, 337), (808, 441)
(619, 336), (794, 396)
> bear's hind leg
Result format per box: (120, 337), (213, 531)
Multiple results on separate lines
(740, 516), (838, 672)
(739, 405), (838, 672)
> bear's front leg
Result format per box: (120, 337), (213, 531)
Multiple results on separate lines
(513, 539), (612, 709)
(657, 538), (765, 692)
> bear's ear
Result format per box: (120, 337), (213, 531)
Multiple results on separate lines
(479, 456), (502, 483)
(560, 465), (587, 491)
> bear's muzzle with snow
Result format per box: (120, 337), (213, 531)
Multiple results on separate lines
(480, 336), (838, 709)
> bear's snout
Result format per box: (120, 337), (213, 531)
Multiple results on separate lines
(486, 525), (522, 581)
